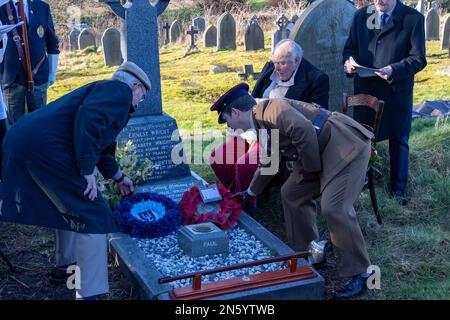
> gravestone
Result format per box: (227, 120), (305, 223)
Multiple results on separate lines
(244, 16), (265, 51)
(78, 28), (96, 50)
(192, 17), (206, 33)
(441, 15), (450, 50)
(97, 0), (190, 182)
(163, 22), (170, 45)
(203, 25), (217, 48)
(290, 0), (355, 111)
(425, 9), (440, 41)
(69, 29), (80, 51)
(416, 0), (425, 13)
(102, 28), (122, 67)
(170, 20), (183, 44)
(237, 64), (260, 80)
(217, 12), (236, 51)
(272, 14), (290, 52)
(185, 25), (199, 54)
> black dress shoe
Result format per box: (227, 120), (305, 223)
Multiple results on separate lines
(334, 272), (369, 299)
(391, 190), (408, 205)
(49, 263), (76, 284)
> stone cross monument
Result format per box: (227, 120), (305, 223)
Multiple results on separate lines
(163, 22), (171, 45)
(96, 0), (190, 182)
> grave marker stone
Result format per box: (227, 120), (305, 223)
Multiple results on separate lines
(290, 0), (355, 111)
(163, 22), (171, 45)
(69, 29), (80, 51)
(97, 0), (190, 182)
(272, 14), (290, 52)
(192, 17), (206, 32)
(185, 25), (199, 54)
(244, 16), (265, 51)
(441, 15), (450, 50)
(78, 28), (96, 50)
(425, 8), (440, 41)
(102, 28), (122, 66)
(170, 20), (183, 44)
(217, 12), (236, 51)
(203, 25), (217, 48)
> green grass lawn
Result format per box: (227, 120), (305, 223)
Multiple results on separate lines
(49, 41), (450, 299)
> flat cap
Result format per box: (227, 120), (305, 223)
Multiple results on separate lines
(117, 61), (152, 91)
(210, 83), (250, 124)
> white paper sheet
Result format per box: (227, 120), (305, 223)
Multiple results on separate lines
(349, 56), (381, 78)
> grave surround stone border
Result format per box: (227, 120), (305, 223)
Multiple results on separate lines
(108, 174), (325, 300)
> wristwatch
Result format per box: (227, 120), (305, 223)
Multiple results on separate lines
(115, 173), (126, 183)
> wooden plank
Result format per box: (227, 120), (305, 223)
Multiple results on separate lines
(171, 265), (317, 300)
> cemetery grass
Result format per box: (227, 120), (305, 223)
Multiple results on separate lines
(0, 41), (448, 300)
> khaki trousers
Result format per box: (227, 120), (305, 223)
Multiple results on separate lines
(55, 230), (109, 298)
(281, 146), (371, 277)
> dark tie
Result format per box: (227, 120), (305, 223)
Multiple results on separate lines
(381, 13), (389, 28)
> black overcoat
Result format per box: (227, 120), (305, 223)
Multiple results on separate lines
(252, 58), (330, 108)
(0, 80), (133, 233)
(342, 1), (426, 140)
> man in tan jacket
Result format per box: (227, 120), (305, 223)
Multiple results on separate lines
(211, 83), (374, 299)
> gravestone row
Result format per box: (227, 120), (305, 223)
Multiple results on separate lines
(69, 27), (123, 67)
(159, 13), (298, 52)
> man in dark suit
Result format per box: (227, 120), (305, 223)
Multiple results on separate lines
(343, 0), (427, 203)
(0, 0), (60, 124)
(0, 61), (150, 299)
(209, 39), (329, 204)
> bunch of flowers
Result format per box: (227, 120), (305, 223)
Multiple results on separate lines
(368, 144), (382, 175)
(96, 140), (152, 210)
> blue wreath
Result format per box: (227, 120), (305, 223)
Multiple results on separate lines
(114, 192), (182, 238)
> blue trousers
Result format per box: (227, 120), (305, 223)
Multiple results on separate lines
(2, 82), (48, 124)
(389, 135), (409, 192)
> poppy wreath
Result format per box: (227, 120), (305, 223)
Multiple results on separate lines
(114, 192), (182, 238)
(179, 184), (242, 230)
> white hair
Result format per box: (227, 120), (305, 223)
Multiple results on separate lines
(274, 39), (304, 61)
(111, 70), (143, 88)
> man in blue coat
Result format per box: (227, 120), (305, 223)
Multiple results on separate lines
(0, 0), (60, 124)
(0, 61), (151, 299)
(343, 0), (426, 203)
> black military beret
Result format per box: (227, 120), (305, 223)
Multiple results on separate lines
(210, 83), (250, 124)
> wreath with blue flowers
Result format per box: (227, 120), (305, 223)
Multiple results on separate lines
(114, 192), (182, 238)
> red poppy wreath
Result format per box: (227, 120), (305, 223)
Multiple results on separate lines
(179, 184), (242, 230)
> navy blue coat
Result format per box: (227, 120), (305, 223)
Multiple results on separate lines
(0, 0), (60, 86)
(0, 80), (133, 234)
(252, 58), (330, 109)
(342, 1), (426, 141)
